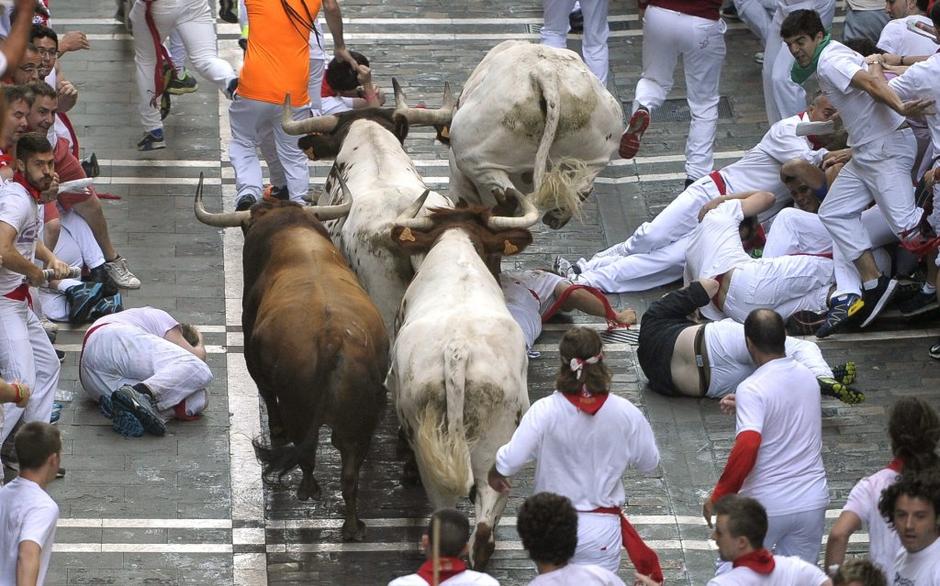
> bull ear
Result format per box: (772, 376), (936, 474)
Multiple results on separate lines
(391, 225), (435, 253)
(298, 134), (340, 160)
(481, 229), (533, 256)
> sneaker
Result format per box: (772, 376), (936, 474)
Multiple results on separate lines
(81, 152), (100, 178)
(818, 376), (865, 404)
(88, 293), (124, 321)
(720, 4), (740, 20)
(832, 361), (857, 386)
(111, 385), (166, 437)
(111, 406), (145, 437)
(238, 38), (248, 52)
(166, 72), (198, 95)
(552, 255), (573, 277)
(137, 129), (165, 151)
(86, 264), (119, 296)
(225, 78), (239, 100)
(56, 349), (65, 364)
(104, 256), (141, 289)
(219, 0), (238, 23)
(99, 394), (114, 419)
(619, 107), (650, 160)
(235, 193), (258, 212)
(929, 338), (940, 360)
(754, 52), (764, 65)
(815, 293), (864, 338)
(41, 318), (58, 344)
(65, 282), (105, 323)
(56, 467), (66, 479)
(898, 289), (939, 317)
(684, 177), (695, 188)
(568, 8), (584, 33)
(859, 276), (898, 328)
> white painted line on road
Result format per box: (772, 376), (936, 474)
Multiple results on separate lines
(56, 344), (226, 354)
(54, 543), (232, 553)
(101, 159), (222, 168)
(57, 518), (231, 529)
(54, 323), (227, 333)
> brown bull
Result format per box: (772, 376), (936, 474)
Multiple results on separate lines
(192, 174), (388, 542)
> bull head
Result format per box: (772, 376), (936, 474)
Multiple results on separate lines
(394, 188), (539, 232)
(192, 173), (353, 228)
(392, 78), (456, 128)
(281, 95), (341, 136)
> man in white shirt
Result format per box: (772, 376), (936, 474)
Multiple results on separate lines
(0, 133), (68, 455)
(703, 309), (830, 565)
(782, 9), (933, 334)
(387, 508), (499, 585)
(705, 495), (831, 585)
(488, 327), (662, 579)
(877, 0), (938, 56)
(877, 469), (940, 584)
(517, 492), (626, 586)
(80, 307), (213, 438)
(0, 422), (61, 586)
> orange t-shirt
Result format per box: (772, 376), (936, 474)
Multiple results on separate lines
(238, 0), (322, 107)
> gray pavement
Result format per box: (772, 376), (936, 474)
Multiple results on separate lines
(37, 1), (940, 585)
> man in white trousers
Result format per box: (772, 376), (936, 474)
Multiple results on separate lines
(0, 133), (68, 450)
(703, 309), (830, 566)
(80, 306), (212, 438)
(230, 0), (355, 210)
(130, 0), (238, 151)
(622, 0), (725, 185)
(763, 0), (835, 123)
(541, 0), (609, 84)
(563, 92), (837, 289)
(783, 9), (933, 334)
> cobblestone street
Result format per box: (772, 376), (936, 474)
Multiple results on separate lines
(38, 0), (940, 584)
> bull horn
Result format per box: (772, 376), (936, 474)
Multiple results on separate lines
(193, 173), (250, 228)
(486, 188), (540, 231)
(394, 188), (435, 230)
(392, 78), (455, 127)
(281, 94), (340, 135)
(306, 199), (352, 221)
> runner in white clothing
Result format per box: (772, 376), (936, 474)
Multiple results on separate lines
(387, 508), (499, 586)
(876, 1), (939, 56)
(488, 327), (663, 579)
(704, 495), (831, 586)
(825, 398), (940, 578)
(516, 493), (626, 586)
(877, 469), (940, 585)
(703, 309), (830, 565)
(782, 9), (934, 334)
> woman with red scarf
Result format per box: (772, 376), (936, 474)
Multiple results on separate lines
(488, 327), (663, 583)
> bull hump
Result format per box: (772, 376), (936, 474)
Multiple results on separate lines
(500, 80), (597, 139)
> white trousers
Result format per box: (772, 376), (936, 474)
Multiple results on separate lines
(571, 512), (621, 572)
(820, 129), (920, 264)
(80, 324), (211, 418)
(130, 0), (236, 131)
(723, 255), (833, 322)
(734, 0), (775, 43)
(634, 6), (727, 180)
(762, 0), (835, 123)
(39, 211), (107, 322)
(168, 30), (186, 74)
(230, 96), (312, 202)
(604, 175), (722, 257)
(765, 506), (827, 565)
(705, 317), (832, 398)
(0, 298), (58, 447)
(541, 0), (610, 84)
(577, 236), (686, 292)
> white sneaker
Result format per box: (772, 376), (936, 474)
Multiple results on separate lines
(104, 256), (141, 289)
(754, 52), (764, 65)
(41, 318), (58, 343)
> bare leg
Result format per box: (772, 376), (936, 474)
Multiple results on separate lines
(553, 282), (637, 324)
(853, 250), (881, 284)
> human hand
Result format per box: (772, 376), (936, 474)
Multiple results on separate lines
(902, 98), (935, 118)
(45, 257), (71, 280)
(633, 572), (662, 586)
(59, 31), (91, 53)
(57, 79), (80, 111)
(615, 308), (637, 326)
(487, 465), (511, 494)
(334, 47), (358, 70)
(703, 498), (715, 528)
(698, 199), (721, 222)
(924, 167), (939, 188)
(719, 393), (736, 415)
(41, 172), (60, 203)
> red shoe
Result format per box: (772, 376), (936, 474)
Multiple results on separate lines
(619, 108), (650, 159)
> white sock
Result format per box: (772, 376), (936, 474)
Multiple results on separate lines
(863, 278), (879, 290)
(924, 283), (937, 295)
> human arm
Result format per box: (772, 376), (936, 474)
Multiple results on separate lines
(34, 240), (69, 279)
(824, 511), (863, 570)
(849, 68), (933, 117)
(57, 31), (90, 55)
(322, 0), (357, 69)
(781, 158), (828, 191)
(698, 191), (775, 222)
(0, 0), (36, 73)
(0, 222), (46, 285)
(783, 337), (831, 379)
(164, 325), (208, 361)
(355, 65), (385, 107)
(16, 541), (41, 586)
(490, 401), (545, 480)
(57, 79), (79, 113)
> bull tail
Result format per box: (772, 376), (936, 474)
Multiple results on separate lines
(413, 341), (474, 503)
(253, 432), (316, 482)
(530, 68), (595, 221)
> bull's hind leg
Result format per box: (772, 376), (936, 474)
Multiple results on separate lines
(258, 385), (288, 447)
(296, 431), (322, 501)
(331, 431), (370, 542)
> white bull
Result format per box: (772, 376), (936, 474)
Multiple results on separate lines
(386, 192), (539, 569)
(397, 40), (625, 228)
(281, 108), (452, 337)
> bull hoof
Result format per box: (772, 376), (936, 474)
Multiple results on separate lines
(342, 519), (366, 542)
(471, 523), (495, 570)
(297, 477), (321, 501)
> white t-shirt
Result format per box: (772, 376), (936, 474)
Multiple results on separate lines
(528, 563), (625, 585)
(847, 0), (887, 9)
(891, 537), (940, 585)
(842, 466), (902, 577)
(735, 357), (830, 517)
(0, 477), (59, 586)
(388, 570), (500, 585)
(706, 555), (829, 585)
(0, 181), (41, 295)
(877, 15), (940, 57)
(321, 95), (356, 115)
(889, 54), (940, 152)
(500, 270), (566, 350)
(817, 40), (906, 147)
(90, 307), (179, 337)
(0, 50), (7, 79)
(495, 392), (660, 510)
(720, 112), (826, 204)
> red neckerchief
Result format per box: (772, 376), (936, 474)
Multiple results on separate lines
(742, 223), (766, 253)
(0, 152), (12, 169)
(887, 458), (904, 472)
(560, 387), (609, 416)
(733, 549), (775, 575)
(321, 78), (336, 98)
(415, 557), (467, 585)
(13, 172), (42, 202)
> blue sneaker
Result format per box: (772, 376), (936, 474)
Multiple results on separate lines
(65, 282), (104, 323)
(111, 408), (144, 438)
(111, 385), (166, 437)
(137, 129), (165, 151)
(99, 394), (114, 419)
(816, 294), (864, 339)
(235, 193), (257, 212)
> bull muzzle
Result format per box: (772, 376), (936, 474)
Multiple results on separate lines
(281, 94), (341, 135)
(392, 78), (455, 128)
